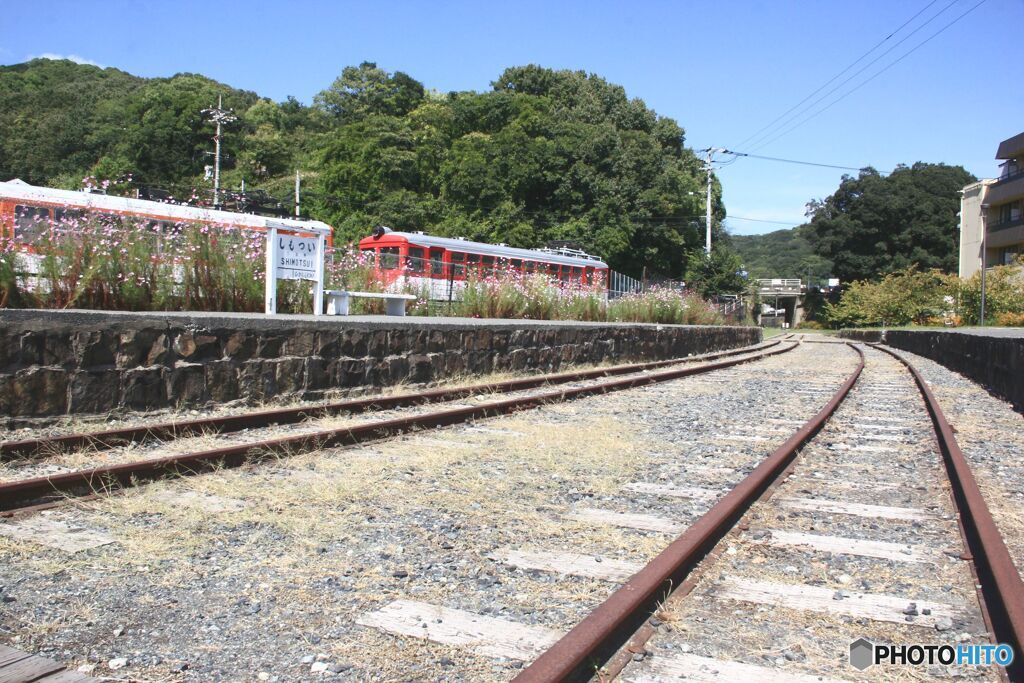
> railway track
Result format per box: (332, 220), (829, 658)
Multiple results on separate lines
(344, 343), (1020, 682)
(511, 343), (1022, 682)
(0, 339), (795, 514)
(2, 338), (1019, 681)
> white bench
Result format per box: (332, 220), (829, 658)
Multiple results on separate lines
(324, 290), (417, 316)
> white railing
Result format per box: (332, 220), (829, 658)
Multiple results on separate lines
(757, 278), (802, 294)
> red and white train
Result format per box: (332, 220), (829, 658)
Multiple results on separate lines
(357, 227), (609, 299)
(1, 180), (614, 302)
(0, 179), (333, 251)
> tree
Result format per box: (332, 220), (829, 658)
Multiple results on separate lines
(804, 163), (976, 282)
(314, 62), (425, 123)
(2, 60), (720, 280)
(684, 244), (749, 296)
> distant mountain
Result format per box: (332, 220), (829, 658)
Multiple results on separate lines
(731, 225), (833, 282)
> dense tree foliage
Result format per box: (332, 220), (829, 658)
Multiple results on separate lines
(0, 59), (731, 280)
(803, 163), (976, 283)
(731, 225), (833, 281)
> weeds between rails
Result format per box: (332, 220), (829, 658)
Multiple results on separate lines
(516, 343), (1023, 682)
(0, 341), (799, 514)
(1, 340), (783, 461)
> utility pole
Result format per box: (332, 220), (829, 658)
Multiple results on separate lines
(295, 170), (301, 218)
(980, 204), (989, 326)
(202, 96), (237, 209)
(703, 148), (726, 255)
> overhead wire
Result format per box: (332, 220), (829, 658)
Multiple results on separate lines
(748, 0), (989, 152)
(721, 150), (890, 175)
(730, 0), (945, 151)
(742, 0), (962, 151)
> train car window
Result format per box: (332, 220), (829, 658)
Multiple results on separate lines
(510, 259), (522, 272)
(559, 266), (570, 282)
(430, 249), (444, 276)
(14, 205), (51, 242)
(524, 261), (536, 274)
(482, 255), (494, 275)
(450, 252), (465, 277)
(407, 247), (425, 273)
(94, 213), (120, 227)
(466, 253), (480, 275)
(380, 247), (399, 270)
(53, 207), (86, 228)
(572, 267), (582, 281)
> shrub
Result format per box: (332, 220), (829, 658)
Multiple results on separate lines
(957, 259), (1024, 325)
(823, 266), (957, 328)
(996, 311), (1024, 327)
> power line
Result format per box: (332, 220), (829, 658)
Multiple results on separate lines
(721, 150), (889, 175)
(725, 215), (803, 226)
(731, 0), (945, 151)
(749, 0), (988, 152)
(743, 0), (961, 152)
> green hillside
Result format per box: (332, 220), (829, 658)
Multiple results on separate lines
(0, 59), (729, 280)
(731, 225), (833, 282)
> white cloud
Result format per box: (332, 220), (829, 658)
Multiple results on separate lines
(30, 53), (104, 67)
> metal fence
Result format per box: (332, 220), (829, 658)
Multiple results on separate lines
(607, 270), (643, 299)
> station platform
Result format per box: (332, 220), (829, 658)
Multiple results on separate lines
(0, 309), (759, 418)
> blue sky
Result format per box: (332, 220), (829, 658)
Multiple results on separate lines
(4, 0), (1021, 235)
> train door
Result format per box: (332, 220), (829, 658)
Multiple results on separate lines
(428, 248), (446, 298)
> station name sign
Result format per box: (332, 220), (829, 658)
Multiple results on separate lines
(275, 235), (319, 281)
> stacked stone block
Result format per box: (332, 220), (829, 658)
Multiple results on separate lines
(0, 311), (759, 417)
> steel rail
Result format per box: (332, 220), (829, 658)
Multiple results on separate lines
(0, 340), (781, 461)
(0, 342), (799, 513)
(513, 343), (866, 683)
(873, 343), (1024, 681)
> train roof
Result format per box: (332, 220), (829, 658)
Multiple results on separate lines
(0, 179), (332, 235)
(360, 231), (608, 269)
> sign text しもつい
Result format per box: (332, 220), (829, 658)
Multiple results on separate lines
(275, 235), (318, 280)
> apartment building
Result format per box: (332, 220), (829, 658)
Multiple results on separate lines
(960, 131), (1024, 278)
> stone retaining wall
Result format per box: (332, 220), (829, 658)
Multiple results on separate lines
(837, 329), (883, 343)
(884, 330), (1023, 411)
(840, 328), (1023, 410)
(1, 310), (760, 417)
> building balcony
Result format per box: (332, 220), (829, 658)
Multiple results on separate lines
(987, 220), (1024, 249)
(993, 166), (1024, 186)
(989, 216), (1023, 233)
(985, 175), (1024, 205)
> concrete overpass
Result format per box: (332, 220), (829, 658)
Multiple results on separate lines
(757, 279), (805, 327)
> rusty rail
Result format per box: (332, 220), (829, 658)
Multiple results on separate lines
(0, 342), (798, 513)
(513, 343), (865, 683)
(873, 344), (1024, 681)
(1, 340), (781, 461)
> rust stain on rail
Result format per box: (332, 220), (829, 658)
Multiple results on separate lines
(873, 343), (1024, 682)
(512, 343), (865, 683)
